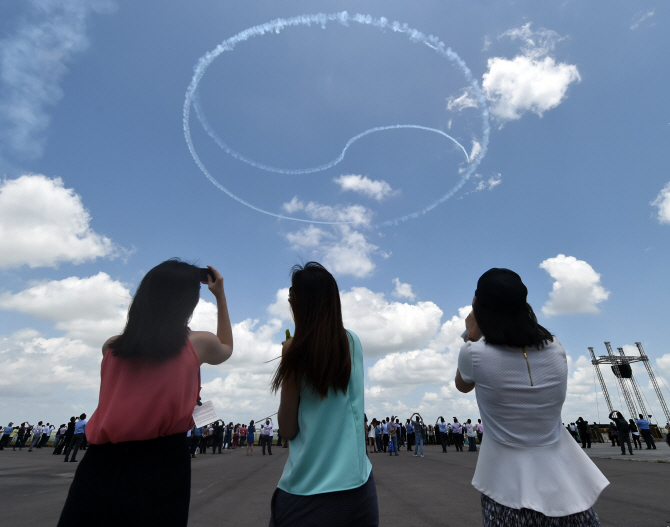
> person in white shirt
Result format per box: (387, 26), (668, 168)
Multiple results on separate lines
(260, 419), (273, 455)
(455, 268), (606, 525)
(40, 424), (53, 448)
(437, 417), (449, 453)
(450, 419), (463, 452)
(476, 419), (483, 443)
(28, 422), (43, 452)
(465, 419), (477, 451)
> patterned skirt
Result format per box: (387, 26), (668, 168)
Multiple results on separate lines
(481, 493), (600, 527)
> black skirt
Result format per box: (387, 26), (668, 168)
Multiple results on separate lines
(269, 471), (378, 527)
(58, 433), (191, 527)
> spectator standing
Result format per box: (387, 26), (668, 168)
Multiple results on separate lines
(387, 418), (399, 456)
(246, 420), (255, 456)
(635, 414), (657, 450)
(261, 419), (273, 455)
(28, 422), (43, 452)
(608, 421), (618, 447)
(13, 423), (28, 451)
(576, 417), (591, 449)
(63, 414), (87, 461)
(190, 425), (203, 458)
(628, 420), (642, 450)
(411, 413), (425, 457)
(466, 419), (477, 451)
(437, 418), (449, 453)
(456, 268), (607, 525)
(40, 423), (52, 447)
(57, 261), (233, 527)
(212, 421), (224, 454)
(224, 422), (233, 449)
(375, 422), (382, 453)
(270, 262), (378, 526)
(451, 419), (463, 452)
(608, 411), (633, 455)
(405, 419), (414, 452)
(381, 419), (389, 453)
(0, 423), (13, 450)
(476, 419), (484, 443)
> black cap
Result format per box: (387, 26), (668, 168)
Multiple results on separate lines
(475, 268), (527, 313)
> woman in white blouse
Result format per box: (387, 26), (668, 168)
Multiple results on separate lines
(455, 268), (608, 526)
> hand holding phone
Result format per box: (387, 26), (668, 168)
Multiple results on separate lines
(199, 268), (216, 284)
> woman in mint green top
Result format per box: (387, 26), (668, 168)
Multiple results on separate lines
(270, 262), (378, 527)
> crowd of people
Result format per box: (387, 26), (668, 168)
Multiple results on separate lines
(365, 415), (483, 455)
(4, 260), (668, 527)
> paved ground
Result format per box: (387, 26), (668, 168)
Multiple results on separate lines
(582, 440), (670, 463)
(1, 443), (668, 526)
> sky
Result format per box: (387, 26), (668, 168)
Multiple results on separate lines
(1, 0), (669, 429)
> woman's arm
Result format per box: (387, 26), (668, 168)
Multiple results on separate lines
(191, 266), (233, 366)
(455, 369), (475, 393)
(277, 339), (300, 440)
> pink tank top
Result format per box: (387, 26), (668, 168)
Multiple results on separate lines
(86, 339), (201, 444)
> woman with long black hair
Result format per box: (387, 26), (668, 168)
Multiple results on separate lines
(270, 262), (378, 527)
(456, 268), (608, 526)
(57, 259), (233, 526)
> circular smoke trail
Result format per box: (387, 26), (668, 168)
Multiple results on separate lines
(183, 12), (490, 227)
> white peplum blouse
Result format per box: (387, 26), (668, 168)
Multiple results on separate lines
(458, 338), (609, 517)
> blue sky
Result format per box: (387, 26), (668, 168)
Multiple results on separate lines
(1, 0), (669, 427)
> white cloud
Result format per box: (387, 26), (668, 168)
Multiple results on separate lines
(0, 330), (101, 398)
(473, 173), (502, 192)
(368, 348), (456, 388)
(631, 10), (654, 30)
(267, 288), (292, 322)
(0, 175), (118, 268)
(483, 56), (581, 122)
(540, 255), (610, 315)
(500, 23), (565, 59)
(651, 182), (670, 224)
(287, 225), (378, 278)
(333, 175), (397, 202)
(392, 278), (415, 301)
(0, 0), (116, 160)
(483, 23), (580, 123)
(201, 372), (279, 423)
(341, 288), (444, 356)
(446, 87), (479, 112)
(281, 197), (372, 227)
(0, 272), (129, 346)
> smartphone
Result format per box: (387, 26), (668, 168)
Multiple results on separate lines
(285, 329), (291, 339)
(199, 268), (215, 284)
(461, 329), (469, 341)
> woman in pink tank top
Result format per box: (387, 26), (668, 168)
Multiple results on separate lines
(58, 259), (234, 527)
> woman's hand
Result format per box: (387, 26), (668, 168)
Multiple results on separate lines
(206, 265), (225, 299)
(465, 311), (482, 342)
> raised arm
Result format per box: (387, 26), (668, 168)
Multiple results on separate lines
(190, 266), (233, 366)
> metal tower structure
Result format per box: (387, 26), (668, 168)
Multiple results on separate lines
(604, 342), (638, 418)
(635, 343), (670, 424)
(589, 347), (613, 413)
(617, 347), (647, 417)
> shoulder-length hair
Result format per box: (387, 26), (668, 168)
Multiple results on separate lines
(112, 259), (201, 361)
(473, 299), (553, 349)
(271, 262), (351, 398)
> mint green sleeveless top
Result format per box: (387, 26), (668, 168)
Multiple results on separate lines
(277, 330), (371, 496)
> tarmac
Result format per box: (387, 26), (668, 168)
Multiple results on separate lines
(1, 441), (668, 526)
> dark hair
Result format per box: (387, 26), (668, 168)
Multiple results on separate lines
(112, 259), (201, 361)
(80, 413), (86, 420)
(250, 420), (254, 426)
(639, 414), (643, 419)
(70, 416), (75, 422)
(271, 262), (352, 398)
(473, 269), (553, 349)
(616, 411), (624, 419)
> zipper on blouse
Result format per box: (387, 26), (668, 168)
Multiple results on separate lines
(522, 347), (534, 386)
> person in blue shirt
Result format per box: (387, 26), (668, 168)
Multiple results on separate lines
(270, 262), (378, 526)
(405, 419), (414, 452)
(635, 414), (656, 450)
(190, 425), (203, 458)
(63, 414), (87, 462)
(375, 423), (382, 453)
(246, 421), (255, 456)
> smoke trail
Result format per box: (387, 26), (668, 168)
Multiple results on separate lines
(183, 12), (490, 227)
(193, 93), (469, 174)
